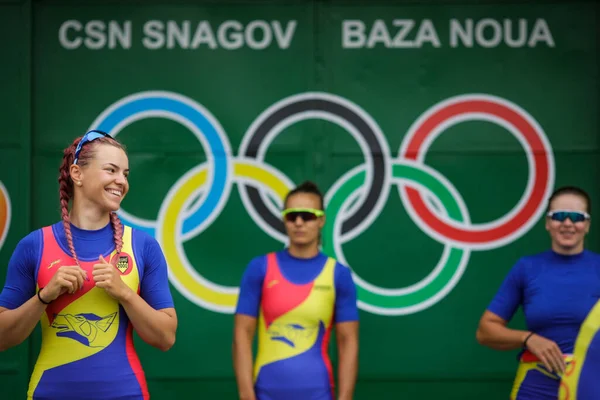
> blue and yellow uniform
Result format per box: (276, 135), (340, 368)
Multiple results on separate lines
(0, 222), (174, 400)
(236, 250), (358, 400)
(560, 293), (600, 399)
(487, 250), (600, 399)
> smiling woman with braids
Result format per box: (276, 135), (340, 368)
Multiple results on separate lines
(476, 186), (600, 399)
(0, 130), (177, 400)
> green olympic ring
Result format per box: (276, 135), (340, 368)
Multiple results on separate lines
(323, 160), (471, 316)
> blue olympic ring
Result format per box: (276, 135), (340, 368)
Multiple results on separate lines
(93, 94), (229, 237)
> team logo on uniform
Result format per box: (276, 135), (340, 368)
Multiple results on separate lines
(111, 253), (132, 275)
(268, 322), (318, 348)
(117, 256), (128, 273)
(266, 280), (279, 289)
(51, 312), (117, 348)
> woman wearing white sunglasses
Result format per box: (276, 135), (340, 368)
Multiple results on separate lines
(476, 186), (600, 399)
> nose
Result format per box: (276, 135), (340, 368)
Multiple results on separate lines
(562, 218), (575, 226)
(115, 173), (127, 185)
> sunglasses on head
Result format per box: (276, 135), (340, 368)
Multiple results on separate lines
(73, 130), (112, 165)
(547, 210), (591, 223)
(282, 208), (324, 222)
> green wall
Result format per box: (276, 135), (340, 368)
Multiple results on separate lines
(0, 0), (598, 398)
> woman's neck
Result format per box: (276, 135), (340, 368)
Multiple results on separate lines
(287, 244), (320, 259)
(552, 242), (584, 256)
(70, 199), (110, 230)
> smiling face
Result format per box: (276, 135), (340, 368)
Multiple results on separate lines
(545, 193), (590, 255)
(70, 143), (130, 213)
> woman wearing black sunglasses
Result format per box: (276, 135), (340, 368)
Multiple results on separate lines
(0, 130), (177, 399)
(476, 186), (600, 399)
(233, 181), (359, 400)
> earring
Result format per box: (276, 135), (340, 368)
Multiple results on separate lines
(76, 181), (82, 186)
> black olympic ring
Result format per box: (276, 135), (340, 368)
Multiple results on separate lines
(238, 97), (387, 236)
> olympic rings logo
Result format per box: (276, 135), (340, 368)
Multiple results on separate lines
(89, 91), (554, 316)
(0, 181), (11, 253)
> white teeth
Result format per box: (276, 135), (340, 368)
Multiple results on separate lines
(106, 189), (122, 197)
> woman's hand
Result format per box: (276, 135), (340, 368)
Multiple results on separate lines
(93, 255), (132, 301)
(40, 265), (88, 302)
(525, 333), (566, 374)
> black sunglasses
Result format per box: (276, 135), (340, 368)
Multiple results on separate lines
(282, 208), (324, 222)
(547, 210), (590, 223)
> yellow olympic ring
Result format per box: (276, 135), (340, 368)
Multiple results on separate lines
(156, 159), (294, 312)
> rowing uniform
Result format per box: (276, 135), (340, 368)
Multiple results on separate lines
(560, 286), (600, 398)
(0, 221), (174, 400)
(486, 250), (600, 399)
(235, 250), (359, 400)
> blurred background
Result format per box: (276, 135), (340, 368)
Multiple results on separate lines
(0, 0), (598, 398)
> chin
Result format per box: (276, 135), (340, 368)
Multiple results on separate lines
(291, 238), (313, 246)
(101, 193), (124, 212)
(103, 202), (122, 213)
(557, 242), (582, 252)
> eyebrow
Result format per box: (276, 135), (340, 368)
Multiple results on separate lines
(103, 163), (130, 172)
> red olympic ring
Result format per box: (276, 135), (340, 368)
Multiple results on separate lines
(0, 182), (11, 251)
(399, 96), (552, 245)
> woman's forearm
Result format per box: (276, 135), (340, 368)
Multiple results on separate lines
(119, 290), (176, 351)
(0, 293), (48, 351)
(477, 320), (530, 351)
(233, 331), (256, 400)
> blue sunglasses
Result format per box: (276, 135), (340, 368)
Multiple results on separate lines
(547, 210), (591, 223)
(73, 130), (112, 165)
